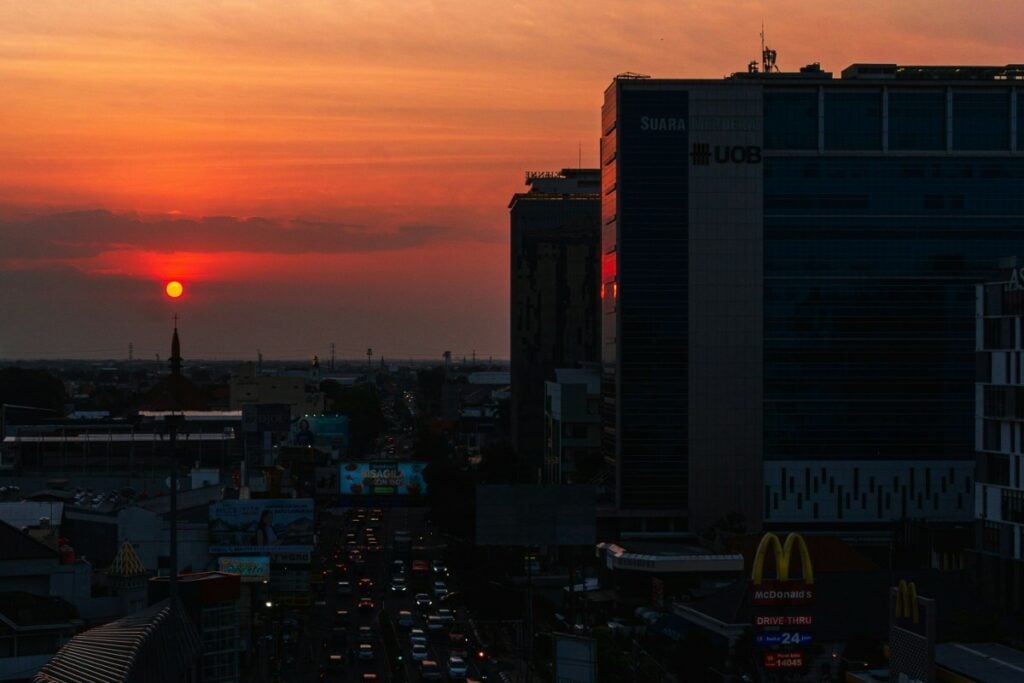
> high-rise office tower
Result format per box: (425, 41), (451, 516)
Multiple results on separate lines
(601, 64), (1024, 533)
(510, 169), (601, 479)
(975, 262), (1024, 612)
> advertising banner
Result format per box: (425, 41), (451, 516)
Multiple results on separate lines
(751, 580), (815, 606)
(755, 632), (813, 647)
(755, 615), (813, 627)
(290, 415), (349, 451)
(242, 403), (292, 433)
(209, 499), (315, 555)
(763, 652), (804, 669)
(554, 634), (596, 683)
(217, 556), (271, 582)
(339, 461), (427, 495)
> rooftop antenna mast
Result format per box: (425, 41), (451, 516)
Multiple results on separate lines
(761, 22), (778, 73)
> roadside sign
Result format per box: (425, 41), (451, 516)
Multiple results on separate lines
(755, 615), (813, 627)
(751, 580), (814, 606)
(755, 631), (813, 647)
(763, 651), (805, 669)
(242, 403), (292, 433)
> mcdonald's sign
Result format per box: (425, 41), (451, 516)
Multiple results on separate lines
(750, 533), (814, 605)
(893, 580), (920, 623)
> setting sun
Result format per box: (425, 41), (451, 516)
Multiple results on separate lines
(165, 280), (184, 299)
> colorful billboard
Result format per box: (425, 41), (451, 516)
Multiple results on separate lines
(217, 556), (271, 582)
(290, 415), (349, 452)
(209, 499), (315, 555)
(339, 461), (427, 495)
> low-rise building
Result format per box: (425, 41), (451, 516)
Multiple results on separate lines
(544, 368), (601, 485)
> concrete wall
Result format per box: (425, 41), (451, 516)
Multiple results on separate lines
(686, 84), (765, 533)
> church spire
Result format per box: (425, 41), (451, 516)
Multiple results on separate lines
(170, 315), (182, 377)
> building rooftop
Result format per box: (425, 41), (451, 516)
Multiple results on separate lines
(0, 501), (64, 528)
(0, 519), (60, 561)
(935, 643), (1024, 682)
(552, 368), (600, 393)
(34, 598), (202, 683)
(597, 541), (744, 573)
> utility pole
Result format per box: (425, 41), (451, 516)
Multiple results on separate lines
(167, 413), (182, 607)
(330, 342), (336, 371)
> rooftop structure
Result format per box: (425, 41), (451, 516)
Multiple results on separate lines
(34, 598), (202, 683)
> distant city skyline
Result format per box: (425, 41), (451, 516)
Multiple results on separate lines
(2, 1), (1022, 359)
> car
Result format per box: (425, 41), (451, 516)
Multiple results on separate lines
(411, 643), (429, 661)
(447, 655), (468, 679)
(326, 653), (344, 671)
(391, 560), (406, 576)
(414, 593), (432, 610)
(420, 659), (443, 680)
(360, 674), (378, 682)
(431, 560), (447, 575)
(426, 615), (444, 632)
(357, 598), (375, 612)
(334, 609), (350, 626)
(357, 626), (374, 643)
(357, 578), (374, 593)
(334, 562), (348, 576)
(409, 628), (428, 646)
(358, 643), (374, 661)
(348, 549), (362, 561)
(336, 580), (352, 595)
(391, 577), (408, 593)
(397, 610), (415, 629)
(432, 581), (448, 598)
(437, 608), (454, 626)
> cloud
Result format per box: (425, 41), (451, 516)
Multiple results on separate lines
(0, 208), (502, 267)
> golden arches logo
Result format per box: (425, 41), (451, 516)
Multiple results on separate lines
(751, 533), (814, 585)
(894, 580), (920, 623)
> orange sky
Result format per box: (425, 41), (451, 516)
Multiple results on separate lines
(1, 0), (1022, 359)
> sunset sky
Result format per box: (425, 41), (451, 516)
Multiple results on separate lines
(2, 1), (1021, 360)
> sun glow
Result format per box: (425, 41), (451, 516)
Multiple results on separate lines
(165, 280), (184, 298)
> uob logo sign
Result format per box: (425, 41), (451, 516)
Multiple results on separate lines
(691, 143), (762, 166)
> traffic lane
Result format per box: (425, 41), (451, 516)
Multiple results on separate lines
(320, 509), (390, 682)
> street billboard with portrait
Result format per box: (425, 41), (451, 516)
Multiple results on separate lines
(209, 499), (315, 555)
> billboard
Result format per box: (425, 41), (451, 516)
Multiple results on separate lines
(290, 415), (349, 451)
(554, 634), (595, 683)
(339, 461), (427, 495)
(209, 499), (315, 555)
(242, 403), (292, 433)
(217, 556), (271, 582)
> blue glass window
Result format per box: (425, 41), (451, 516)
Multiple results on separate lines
(765, 92), (818, 150)
(953, 92), (1009, 150)
(889, 92), (945, 150)
(1018, 91), (1024, 150)
(825, 91), (882, 150)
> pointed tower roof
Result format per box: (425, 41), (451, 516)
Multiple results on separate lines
(108, 540), (147, 578)
(170, 322), (182, 377)
(139, 320), (209, 412)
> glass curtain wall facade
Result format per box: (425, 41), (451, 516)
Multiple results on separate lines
(603, 68), (1024, 530)
(601, 85), (690, 515)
